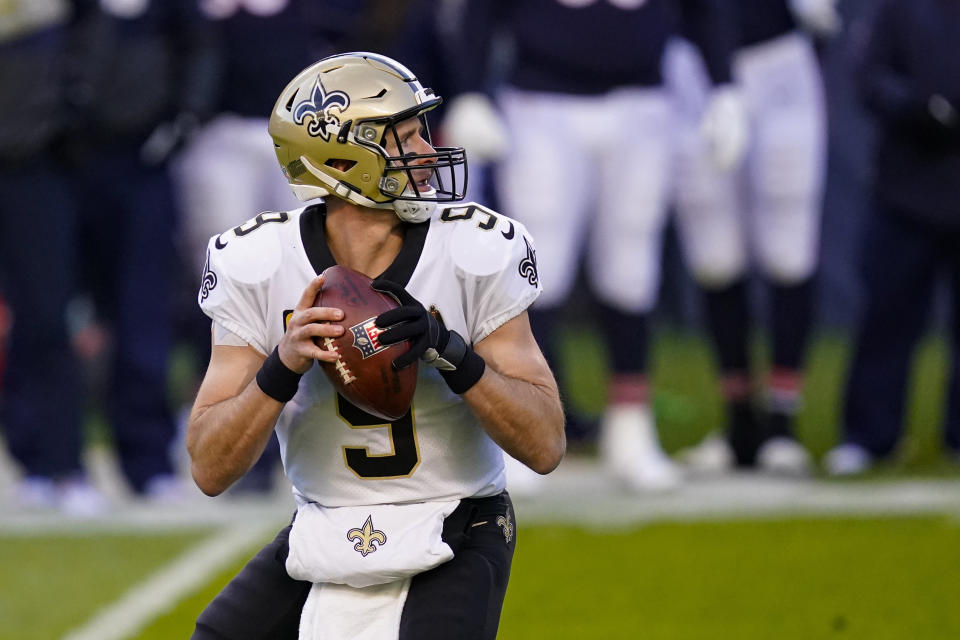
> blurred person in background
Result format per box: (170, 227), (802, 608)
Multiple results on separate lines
(173, 0), (316, 494)
(0, 295), (10, 385)
(0, 0), (100, 515)
(666, 0), (838, 474)
(444, 0), (744, 492)
(65, 0), (219, 502)
(826, 0), (960, 475)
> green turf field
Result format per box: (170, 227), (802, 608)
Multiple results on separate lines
(6, 515), (958, 640)
(0, 530), (213, 640)
(500, 516), (960, 639)
(3, 330), (958, 639)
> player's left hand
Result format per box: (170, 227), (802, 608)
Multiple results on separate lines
(928, 94), (959, 129)
(700, 86), (749, 171)
(441, 93), (509, 163)
(372, 279), (486, 394)
(372, 279), (454, 370)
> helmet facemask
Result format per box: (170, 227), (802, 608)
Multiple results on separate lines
(376, 112), (467, 222)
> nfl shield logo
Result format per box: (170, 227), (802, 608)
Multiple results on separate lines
(349, 318), (387, 359)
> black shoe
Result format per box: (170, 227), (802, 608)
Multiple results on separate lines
(727, 400), (762, 467)
(564, 412), (600, 446)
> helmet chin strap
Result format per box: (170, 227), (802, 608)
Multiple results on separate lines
(297, 155), (436, 223)
(393, 198), (435, 224)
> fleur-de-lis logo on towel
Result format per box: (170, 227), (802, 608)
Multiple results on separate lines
(347, 515), (387, 557)
(496, 509), (514, 544)
(293, 76), (350, 140)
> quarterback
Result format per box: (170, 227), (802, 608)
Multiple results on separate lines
(186, 52), (565, 639)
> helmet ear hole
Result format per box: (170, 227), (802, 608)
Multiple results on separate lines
(325, 159), (357, 173)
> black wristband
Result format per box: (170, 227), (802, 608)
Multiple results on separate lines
(256, 347), (303, 402)
(439, 334), (486, 394)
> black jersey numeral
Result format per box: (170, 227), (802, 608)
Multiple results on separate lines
(233, 211), (290, 236)
(337, 395), (420, 479)
(215, 211), (290, 249)
(440, 205), (499, 231)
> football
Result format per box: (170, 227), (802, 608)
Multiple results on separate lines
(313, 265), (417, 421)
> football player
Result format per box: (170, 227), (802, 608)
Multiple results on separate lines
(187, 52), (565, 639)
(443, 0), (745, 492)
(827, 0), (960, 475)
(0, 0), (101, 514)
(665, 0), (837, 472)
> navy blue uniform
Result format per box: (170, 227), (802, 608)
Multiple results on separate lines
(842, 0), (960, 459)
(732, 0), (797, 47)
(0, 10), (84, 480)
(211, 3), (316, 118)
(456, 0), (732, 95)
(67, 0), (219, 493)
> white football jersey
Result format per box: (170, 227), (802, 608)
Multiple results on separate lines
(198, 201), (541, 507)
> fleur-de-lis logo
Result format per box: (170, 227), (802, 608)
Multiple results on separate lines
(518, 236), (539, 287)
(496, 509), (514, 544)
(198, 249), (218, 302)
(293, 76), (350, 140)
(347, 515), (387, 557)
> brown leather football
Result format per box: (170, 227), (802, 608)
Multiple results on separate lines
(313, 265), (417, 421)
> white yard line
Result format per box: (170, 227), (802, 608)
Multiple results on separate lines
(0, 498), (295, 535)
(60, 521), (281, 640)
(511, 458), (960, 527)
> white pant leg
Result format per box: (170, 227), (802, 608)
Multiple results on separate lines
(174, 114), (301, 271)
(739, 33), (826, 285)
(496, 89), (596, 309)
(663, 39), (747, 288)
(588, 88), (674, 312)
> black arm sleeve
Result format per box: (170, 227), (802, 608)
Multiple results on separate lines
(856, 0), (924, 125)
(448, 0), (512, 96)
(171, 0), (223, 121)
(679, 0), (735, 85)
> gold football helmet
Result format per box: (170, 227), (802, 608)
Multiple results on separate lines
(268, 52), (467, 223)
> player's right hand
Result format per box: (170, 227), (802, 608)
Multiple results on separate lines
(700, 86), (749, 171)
(442, 93), (509, 163)
(277, 276), (345, 373)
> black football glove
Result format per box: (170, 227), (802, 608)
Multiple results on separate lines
(372, 278), (485, 394)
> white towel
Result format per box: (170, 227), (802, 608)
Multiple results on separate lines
(286, 500), (458, 589)
(298, 579), (410, 640)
